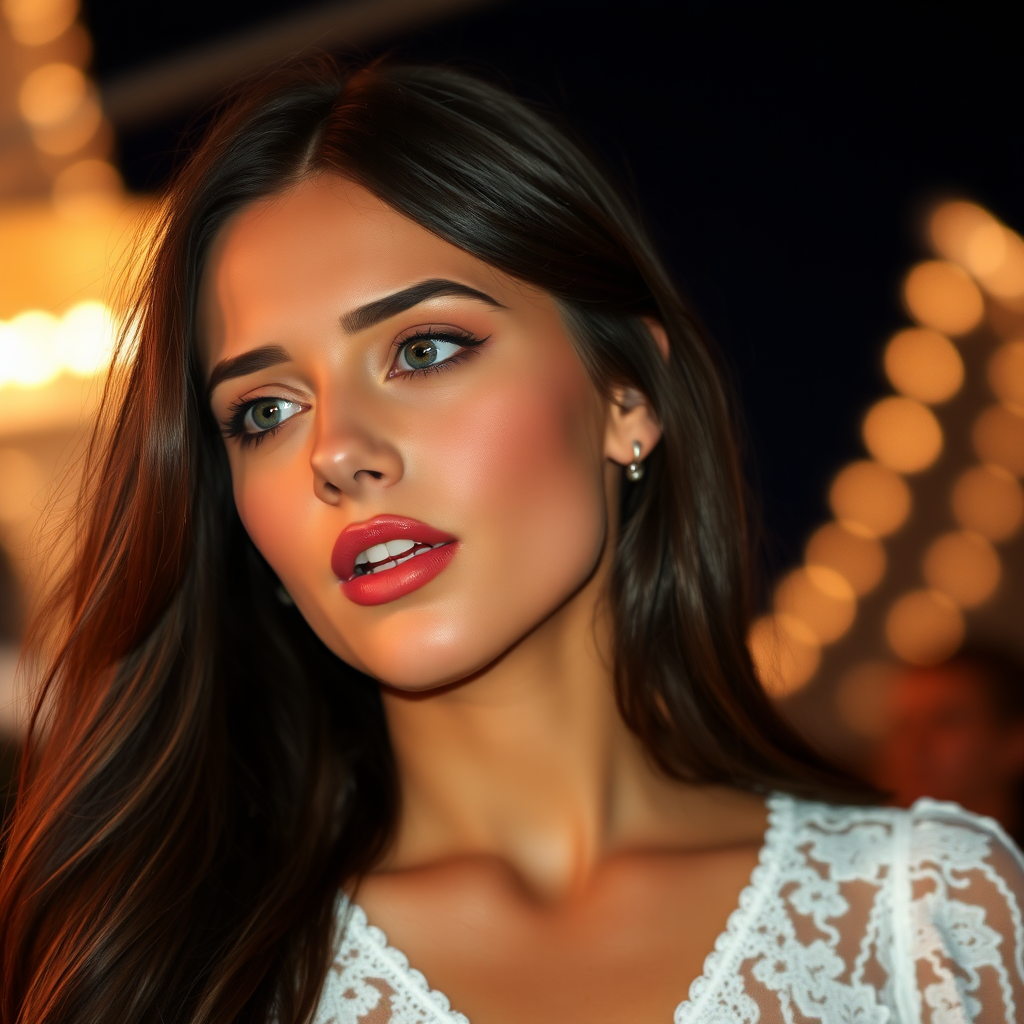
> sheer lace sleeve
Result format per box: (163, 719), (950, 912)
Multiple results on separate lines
(905, 800), (1024, 1024)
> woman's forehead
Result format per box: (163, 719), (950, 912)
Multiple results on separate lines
(197, 176), (543, 365)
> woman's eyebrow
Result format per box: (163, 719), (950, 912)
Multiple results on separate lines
(207, 344), (291, 394)
(340, 278), (506, 334)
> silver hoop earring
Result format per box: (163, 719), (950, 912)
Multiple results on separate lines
(625, 440), (645, 482)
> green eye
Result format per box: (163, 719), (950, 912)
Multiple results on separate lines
(397, 336), (463, 372)
(243, 398), (301, 434)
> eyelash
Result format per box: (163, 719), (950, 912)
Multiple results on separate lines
(389, 327), (487, 379)
(222, 398), (299, 448)
(222, 328), (487, 446)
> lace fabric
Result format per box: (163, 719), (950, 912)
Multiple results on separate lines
(312, 795), (1024, 1024)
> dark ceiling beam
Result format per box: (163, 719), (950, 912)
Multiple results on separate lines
(101, 0), (504, 128)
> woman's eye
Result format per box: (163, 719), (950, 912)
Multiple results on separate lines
(242, 397), (302, 434)
(395, 336), (465, 373)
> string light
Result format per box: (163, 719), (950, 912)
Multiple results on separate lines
(805, 521), (887, 597)
(885, 589), (965, 666)
(988, 341), (1024, 407)
(973, 403), (1024, 476)
(883, 328), (964, 404)
(862, 396), (943, 474)
(903, 260), (984, 336)
(922, 530), (1001, 608)
(748, 613), (821, 697)
(951, 464), (1024, 542)
(828, 461), (912, 537)
(756, 198), (1024, 710)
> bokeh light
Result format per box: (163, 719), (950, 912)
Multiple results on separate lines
(886, 589), (965, 665)
(903, 260), (984, 336)
(988, 340), (1024, 408)
(829, 460), (912, 537)
(862, 396), (943, 474)
(883, 328), (963, 404)
(0, 302), (118, 388)
(774, 565), (856, 644)
(748, 613), (821, 698)
(52, 159), (124, 219)
(922, 530), (1001, 608)
(1, 0), (78, 46)
(930, 201), (1000, 267)
(951, 464), (1024, 541)
(805, 520), (886, 596)
(973, 403), (1024, 477)
(18, 63), (86, 128)
(930, 201), (1024, 308)
(835, 660), (901, 739)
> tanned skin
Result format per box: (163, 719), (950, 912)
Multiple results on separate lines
(199, 175), (769, 1024)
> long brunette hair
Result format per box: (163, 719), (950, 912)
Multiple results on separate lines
(0, 59), (869, 1024)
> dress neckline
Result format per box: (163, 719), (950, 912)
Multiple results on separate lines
(342, 791), (791, 1024)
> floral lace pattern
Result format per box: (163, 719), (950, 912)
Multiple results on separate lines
(311, 796), (1024, 1024)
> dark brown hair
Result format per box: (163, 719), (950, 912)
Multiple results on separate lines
(0, 58), (869, 1024)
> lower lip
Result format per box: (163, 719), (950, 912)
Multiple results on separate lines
(341, 543), (458, 606)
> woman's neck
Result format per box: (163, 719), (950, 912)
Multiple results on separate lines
(378, 566), (766, 901)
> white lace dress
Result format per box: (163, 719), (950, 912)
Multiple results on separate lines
(312, 794), (1024, 1024)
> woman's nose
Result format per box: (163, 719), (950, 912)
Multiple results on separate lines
(309, 410), (404, 504)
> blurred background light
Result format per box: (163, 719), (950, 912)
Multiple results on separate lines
(18, 63), (87, 128)
(973, 403), (1024, 476)
(805, 520), (887, 596)
(1, 0), (78, 47)
(862, 395), (943, 474)
(51, 159), (123, 219)
(930, 202), (998, 266)
(0, 301), (117, 388)
(988, 340), (1024, 407)
(930, 201), (1024, 310)
(951, 464), (1024, 541)
(748, 612), (821, 698)
(828, 459), (912, 537)
(903, 260), (984, 336)
(886, 588), (965, 665)
(0, 448), (44, 524)
(834, 660), (901, 739)
(883, 327), (963, 404)
(774, 565), (857, 644)
(922, 529), (1001, 608)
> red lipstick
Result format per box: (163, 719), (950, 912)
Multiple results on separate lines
(332, 515), (457, 606)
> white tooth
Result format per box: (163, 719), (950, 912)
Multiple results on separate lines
(386, 539), (416, 557)
(396, 553), (416, 564)
(371, 560), (398, 574)
(432, 542), (446, 549)
(366, 543), (390, 563)
(355, 551), (369, 565)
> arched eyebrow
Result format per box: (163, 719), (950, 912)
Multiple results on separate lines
(340, 278), (505, 335)
(207, 344), (290, 395)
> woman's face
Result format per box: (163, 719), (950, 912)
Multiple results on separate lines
(199, 175), (628, 690)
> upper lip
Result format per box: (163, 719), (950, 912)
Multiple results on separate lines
(331, 515), (457, 581)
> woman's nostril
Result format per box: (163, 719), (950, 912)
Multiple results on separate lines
(355, 469), (385, 482)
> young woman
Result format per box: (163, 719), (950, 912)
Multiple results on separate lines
(2, 59), (1023, 1024)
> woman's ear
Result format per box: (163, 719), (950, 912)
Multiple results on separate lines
(604, 382), (662, 469)
(604, 317), (667, 469)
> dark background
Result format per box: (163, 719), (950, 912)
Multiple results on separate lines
(79, 0), (1024, 587)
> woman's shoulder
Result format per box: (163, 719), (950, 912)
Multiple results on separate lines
(767, 792), (1024, 1022)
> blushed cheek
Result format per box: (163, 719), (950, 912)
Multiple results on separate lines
(443, 362), (606, 599)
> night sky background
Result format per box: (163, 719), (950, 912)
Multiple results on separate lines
(78, 0), (1024, 594)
